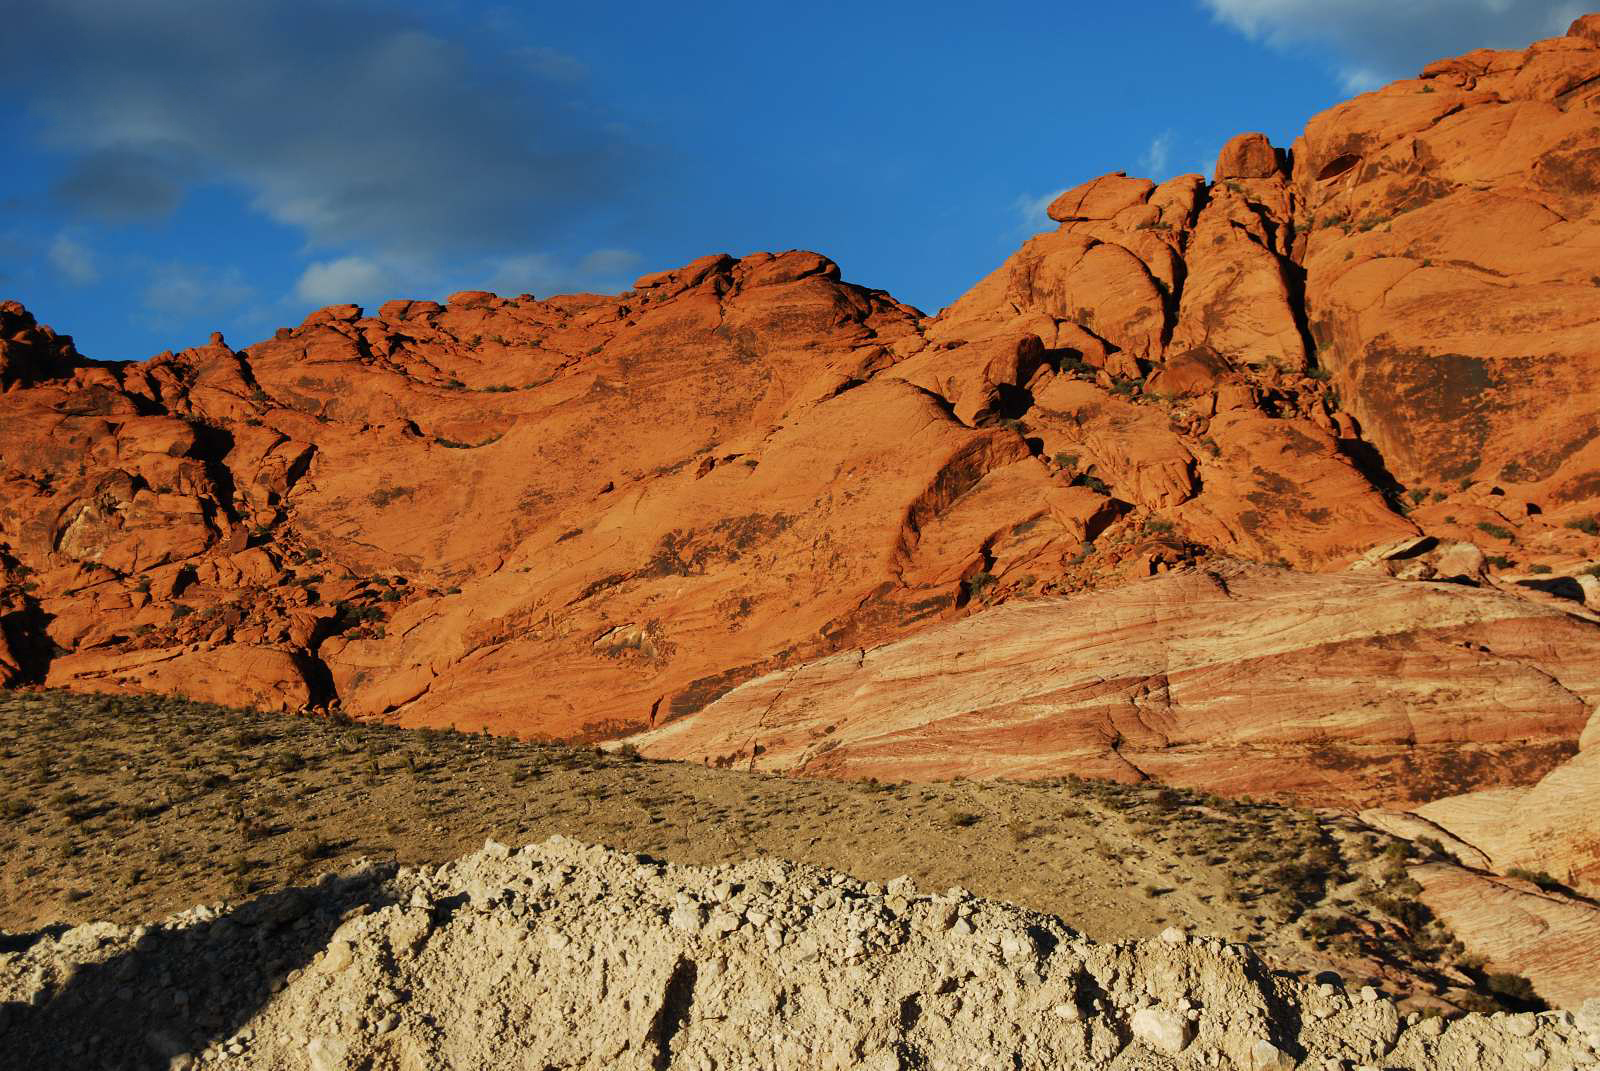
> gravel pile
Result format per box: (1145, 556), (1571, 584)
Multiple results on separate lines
(2, 837), (1597, 1070)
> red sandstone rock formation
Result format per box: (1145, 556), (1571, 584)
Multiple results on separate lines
(3, 20), (1600, 885)
(624, 563), (1599, 807)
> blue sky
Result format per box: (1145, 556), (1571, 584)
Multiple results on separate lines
(0, 0), (1585, 361)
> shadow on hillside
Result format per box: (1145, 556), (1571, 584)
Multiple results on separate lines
(0, 867), (397, 1070)
(1516, 576), (1586, 602)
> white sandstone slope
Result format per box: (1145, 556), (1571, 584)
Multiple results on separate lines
(1, 838), (1597, 1070)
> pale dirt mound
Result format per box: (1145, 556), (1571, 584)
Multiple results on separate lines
(3, 840), (1597, 1071)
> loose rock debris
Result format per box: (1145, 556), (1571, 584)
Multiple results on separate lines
(2, 837), (1597, 1070)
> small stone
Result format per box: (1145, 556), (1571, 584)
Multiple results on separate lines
(307, 1038), (350, 1071)
(706, 910), (740, 937)
(1251, 1039), (1295, 1070)
(951, 918), (973, 937)
(1131, 1006), (1194, 1055)
(316, 941), (353, 975)
(670, 904), (706, 933)
(482, 839), (509, 859)
(1527, 1047), (1547, 1067)
(999, 934), (1031, 962)
(1160, 926), (1187, 944)
(1506, 1015), (1538, 1038)
(375, 1014), (398, 1035)
(1052, 1002), (1083, 1022)
(1359, 986), (1380, 1004)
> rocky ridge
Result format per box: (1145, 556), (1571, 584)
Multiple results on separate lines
(3, 838), (1597, 1071)
(2, 20), (1600, 888)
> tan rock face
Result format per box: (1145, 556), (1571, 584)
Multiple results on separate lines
(627, 563), (1600, 806)
(1403, 862), (1600, 1008)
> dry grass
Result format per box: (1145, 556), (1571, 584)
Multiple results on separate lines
(0, 689), (1531, 1012)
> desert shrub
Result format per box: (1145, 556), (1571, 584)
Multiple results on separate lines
(1506, 867), (1569, 894)
(0, 798), (35, 819)
(1476, 521), (1514, 541)
(295, 834), (334, 862)
(1483, 972), (1542, 1007)
(1565, 516), (1599, 535)
(1070, 472), (1110, 494)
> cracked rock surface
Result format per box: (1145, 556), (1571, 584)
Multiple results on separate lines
(3, 838), (1597, 1070)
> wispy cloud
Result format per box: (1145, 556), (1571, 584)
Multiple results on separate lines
(519, 45), (588, 83)
(1011, 189), (1066, 234)
(1200, 0), (1585, 85)
(288, 248), (645, 310)
(142, 263), (254, 322)
(48, 234), (99, 285)
(294, 256), (396, 306)
(1142, 130), (1177, 178)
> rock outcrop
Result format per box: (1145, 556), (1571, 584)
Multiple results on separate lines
(625, 562), (1600, 808)
(1401, 863), (1600, 1010)
(3, 838), (1596, 1070)
(2, 20), (1600, 890)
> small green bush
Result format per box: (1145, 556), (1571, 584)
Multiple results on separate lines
(963, 571), (996, 600)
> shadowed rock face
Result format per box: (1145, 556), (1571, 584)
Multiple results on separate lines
(3, 23), (1600, 887)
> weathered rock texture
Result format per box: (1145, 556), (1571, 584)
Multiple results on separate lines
(3, 839), (1596, 1070)
(626, 562), (1600, 807)
(3, 20), (1600, 880)
(1403, 863), (1600, 1011)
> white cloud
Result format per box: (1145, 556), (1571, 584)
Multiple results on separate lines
(576, 248), (642, 277)
(1337, 66), (1389, 93)
(142, 263), (253, 320)
(48, 234), (99, 284)
(1201, 0), (1586, 85)
(485, 248), (643, 296)
(1142, 131), (1177, 178)
(287, 247), (645, 313)
(294, 256), (392, 305)
(1012, 189), (1066, 234)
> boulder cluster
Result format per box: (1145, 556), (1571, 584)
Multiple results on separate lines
(3, 838), (1597, 1070)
